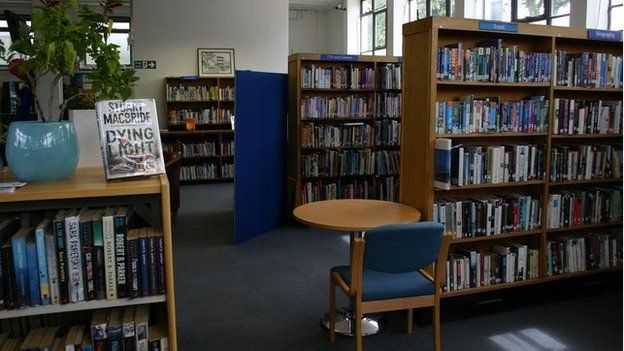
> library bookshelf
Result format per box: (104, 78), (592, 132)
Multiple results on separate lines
(162, 76), (235, 184)
(0, 167), (177, 349)
(401, 17), (623, 298)
(287, 53), (403, 211)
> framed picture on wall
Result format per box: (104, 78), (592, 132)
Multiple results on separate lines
(197, 48), (235, 77)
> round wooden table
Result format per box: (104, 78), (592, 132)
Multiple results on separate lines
(293, 199), (421, 336)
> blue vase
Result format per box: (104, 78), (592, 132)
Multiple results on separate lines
(6, 121), (79, 181)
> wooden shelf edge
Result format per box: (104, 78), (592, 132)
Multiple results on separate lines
(553, 86), (622, 92)
(437, 81), (550, 87)
(546, 221), (623, 233)
(436, 132), (548, 138)
(551, 133), (623, 139)
(436, 180), (545, 191)
(450, 230), (542, 244)
(0, 295), (166, 320)
(544, 266), (623, 282)
(549, 178), (623, 186)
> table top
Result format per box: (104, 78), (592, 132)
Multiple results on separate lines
(293, 199), (421, 232)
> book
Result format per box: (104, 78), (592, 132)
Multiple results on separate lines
(106, 308), (123, 351)
(114, 207), (132, 298)
(95, 99), (165, 180)
(122, 306), (136, 351)
(80, 210), (96, 301)
(147, 228), (158, 295)
(11, 226), (31, 308)
(126, 229), (141, 298)
(65, 209), (87, 303)
(45, 224), (60, 305)
(1, 240), (17, 310)
(25, 230), (41, 306)
(0, 219), (19, 310)
(139, 228), (150, 297)
(434, 138), (452, 190)
(147, 325), (168, 351)
(155, 230), (166, 294)
(35, 218), (51, 306)
(81, 332), (93, 351)
(102, 208), (117, 300)
(90, 309), (108, 351)
(53, 210), (70, 304)
(22, 327), (46, 350)
(91, 210), (106, 300)
(134, 304), (150, 351)
(40, 327), (61, 351)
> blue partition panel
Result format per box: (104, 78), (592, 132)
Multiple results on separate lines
(234, 70), (287, 244)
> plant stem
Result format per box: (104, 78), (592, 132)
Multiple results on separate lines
(48, 74), (62, 121)
(58, 91), (89, 117)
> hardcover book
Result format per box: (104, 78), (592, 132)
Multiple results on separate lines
(95, 99), (165, 180)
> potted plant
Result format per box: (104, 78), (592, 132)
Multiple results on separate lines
(0, 0), (137, 181)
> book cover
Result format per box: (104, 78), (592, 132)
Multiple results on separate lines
(25, 230), (41, 306)
(126, 229), (141, 298)
(35, 218), (51, 306)
(45, 226), (60, 305)
(95, 99), (165, 180)
(11, 227), (31, 308)
(102, 208), (117, 300)
(139, 228), (150, 297)
(80, 210), (96, 301)
(435, 138), (452, 190)
(114, 207), (133, 298)
(134, 304), (150, 351)
(0, 219), (20, 310)
(106, 308), (124, 351)
(122, 306), (136, 351)
(91, 210), (106, 300)
(90, 309), (108, 351)
(65, 209), (87, 303)
(53, 209), (70, 304)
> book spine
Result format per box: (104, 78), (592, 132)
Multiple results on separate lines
(54, 218), (69, 304)
(148, 235), (158, 295)
(65, 216), (85, 303)
(128, 239), (141, 298)
(114, 216), (128, 298)
(26, 241), (41, 306)
(156, 235), (166, 294)
(1, 246), (16, 309)
(11, 237), (28, 307)
(103, 216), (117, 300)
(135, 320), (149, 351)
(91, 322), (107, 351)
(139, 236), (150, 296)
(35, 228), (50, 305)
(123, 321), (136, 351)
(107, 326), (123, 351)
(93, 221), (106, 300)
(0, 245), (4, 310)
(149, 339), (161, 351)
(81, 220), (96, 301)
(45, 233), (60, 305)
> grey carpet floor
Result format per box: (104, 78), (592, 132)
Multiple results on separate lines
(172, 183), (623, 351)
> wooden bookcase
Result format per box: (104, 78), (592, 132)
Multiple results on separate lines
(401, 17), (623, 298)
(288, 53), (403, 210)
(0, 167), (178, 349)
(161, 76), (235, 184)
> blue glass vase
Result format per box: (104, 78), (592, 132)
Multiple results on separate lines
(6, 121), (80, 181)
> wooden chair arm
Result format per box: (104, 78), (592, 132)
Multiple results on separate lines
(419, 268), (434, 283)
(331, 271), (352, 295)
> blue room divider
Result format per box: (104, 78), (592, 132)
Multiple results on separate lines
(234, 70), (287, 244)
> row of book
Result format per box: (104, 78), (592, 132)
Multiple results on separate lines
(166, 85), (234, 102)
(434, 194), (542, 239)
(437, 41), (552, 83)
(377, 176), (399, 202)
(375, 93), (401, 117)
(376, 120), (401, 146)
(375, 151), (400, 176)
(555, 51), (623, 88)
(166, 108), (233, 125)
(549, 145), (622, 182)
(301, 176), (400, 204)
(300, 96), (372, 119)
(0, 210), (166, 311)
(435, 140), (546, 190)
(435, 96), (549, 134)
(301, 66), (375, 90)
(552, 99), (622, 135)
(444, 244), (539, 292)
(378, 63), (402, 90)
(301, 123), (373, 148)
(546, 232), (622, 276)
(163, 141), (235, 158)
(179, 163), (234, 181)
(546, 187), (622, 229)
(302, 149), (378, 178)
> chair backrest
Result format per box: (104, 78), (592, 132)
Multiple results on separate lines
(363, 221), (445, 273)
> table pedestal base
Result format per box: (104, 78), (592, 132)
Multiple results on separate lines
(320, 308), (385, 336)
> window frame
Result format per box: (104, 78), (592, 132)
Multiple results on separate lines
(360, 0), (388, 56)
(407, 0), (451, 22)
(511, 0), (570, 26)
(608, 0), (623, 30)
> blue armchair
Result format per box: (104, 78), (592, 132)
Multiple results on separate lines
(329, 221), (450, 351)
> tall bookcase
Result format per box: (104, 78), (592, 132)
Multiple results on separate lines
(161, 76), (235, 184)
(287, 53), (403, 210)
(401, 17), (623, 298)
(0, 167), (178, 349)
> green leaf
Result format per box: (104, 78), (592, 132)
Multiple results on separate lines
(64, 41), (77, 73)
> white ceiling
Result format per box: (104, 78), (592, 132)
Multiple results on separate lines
(289, 0), (343, 10)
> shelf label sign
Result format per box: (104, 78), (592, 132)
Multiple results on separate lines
(588, 29), (622, 41)
(478, 21), (518, 33)
(321, 54), (358, 62)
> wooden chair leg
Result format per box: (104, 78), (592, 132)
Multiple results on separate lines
(354, 299), (362, 351)
(329, 277), (336, 343)
(433, 300), (441, 351)
(406, 308), (413, 334)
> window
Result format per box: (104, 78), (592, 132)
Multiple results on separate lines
(361, 0), (387, 55)
(407, 0), (452, 21)
(512, 0), (570, 26)
(609, 0), (623, 30)
(468, 0), (512, 22)
(86, 19), (132, 67)
(0, 20), (11, 66)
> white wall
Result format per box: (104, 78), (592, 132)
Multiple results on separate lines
(326, 9), (347, 54)
(288, 8), (346, 55)
(132, 0), (288, 125)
